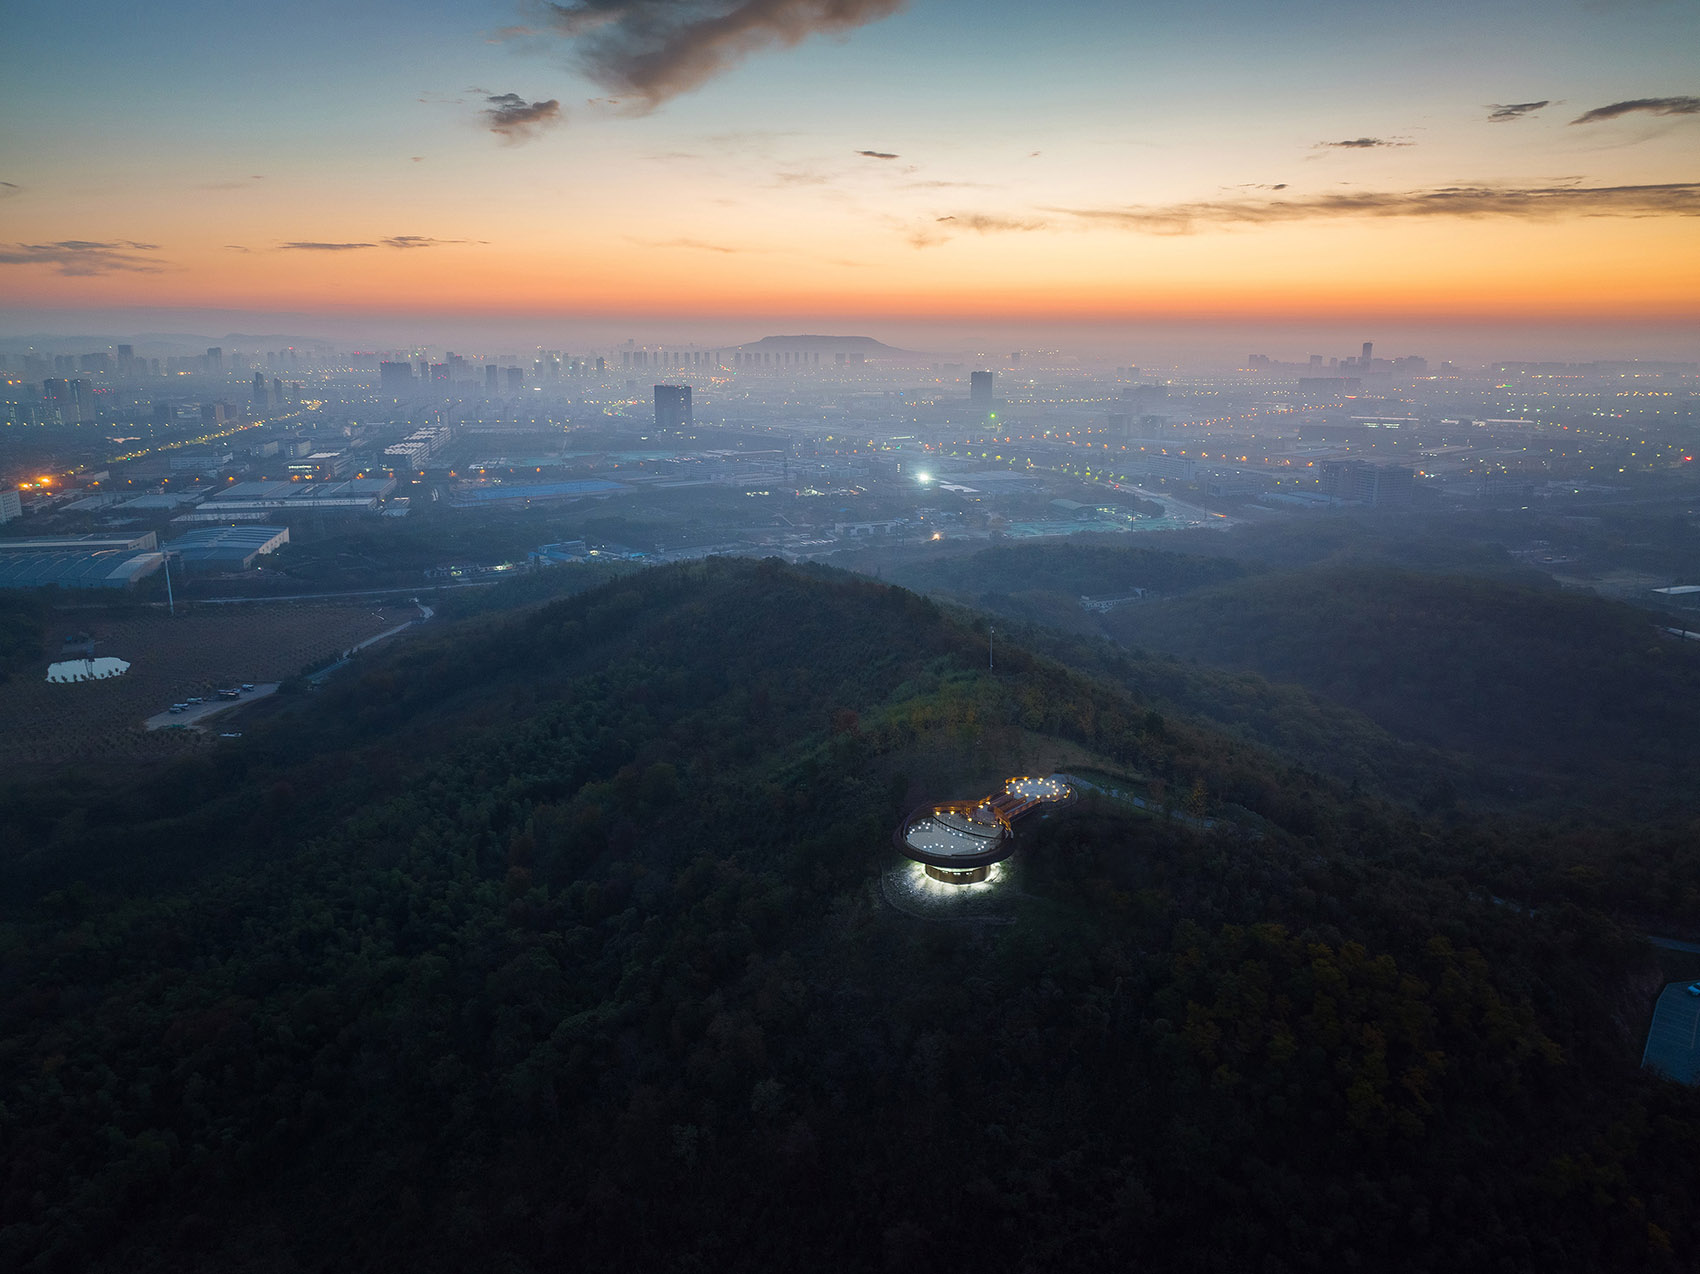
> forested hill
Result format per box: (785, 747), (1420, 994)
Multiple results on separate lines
(1100, 563), (1700, 811)
(1, 558), (1698, 1272)
(888, 541), (1251, 608)
(881, 537), (1700, 815)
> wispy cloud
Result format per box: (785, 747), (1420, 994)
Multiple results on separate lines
(1052, 181), (1700, 233)
(198, 174), (267, 190)
(541, 0), (906, 107)
(0, 181), (24, 199)
(1487, 101), (1550, 122)
(381, 235), (479, 248)
(481, 92), (564, 142)
(915, 212), (1049, 247)
(1570, 96), (1700, 124)
(280, 237), (477, 251)
(0, 239), (165, 275)
(1314, 137), (1411, 149)
(629, 235), (748, 253)
(856, 149), (899, 159)
(934, 213), (1048, 232)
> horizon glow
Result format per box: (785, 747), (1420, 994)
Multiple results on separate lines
(1, 0), (1697, 357)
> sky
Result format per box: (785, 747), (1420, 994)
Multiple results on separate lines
(1, 0), (1696, 357)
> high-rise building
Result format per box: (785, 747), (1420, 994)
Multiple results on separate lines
(206, 346), (223, 373)
(485, 364), (499, 394)
(252, 372), (269, 408)
(504, 366), (523, 393)
(1361, 341), (1374, 365)
(1320, 459), (1411, 506)
(970, 370), (994, 408)
(43, 378), (94, 423)
(42, 378), (72, 421)
(380, 361), (413, 394)
(654, 384), (692, 431)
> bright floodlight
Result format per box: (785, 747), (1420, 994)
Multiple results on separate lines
(916, 471), (932, 483)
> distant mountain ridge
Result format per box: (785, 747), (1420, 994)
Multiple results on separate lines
(732, 333), (919, 357)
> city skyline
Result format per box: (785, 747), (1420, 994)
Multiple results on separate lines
(2, 0), (1696, 357)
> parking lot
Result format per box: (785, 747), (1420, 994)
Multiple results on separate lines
(145, 684), (279, 732)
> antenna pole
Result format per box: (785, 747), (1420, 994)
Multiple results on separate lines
(988, 625), (994, 671)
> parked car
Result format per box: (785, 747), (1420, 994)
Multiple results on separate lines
(240, 683), (256, 692)
(168, 705), (184, 714)
(185, 696), (203, 704)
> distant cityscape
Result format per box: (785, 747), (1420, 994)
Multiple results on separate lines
(0, 331), (1694, 601)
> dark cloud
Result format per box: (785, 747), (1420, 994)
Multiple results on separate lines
(0, 239), (164, 275)
(481, 92), (564, 141)
(542, 0), (907, 107)
(0, 181), (24, 198)
(1570, 96), (1700, 124)
(281, 241), (377, 251)
(1487, 101), (1550, 122)
(1314, 137), (1411, 149)
(856, 149), (899, 159)
(1053, 181), (1700, 233)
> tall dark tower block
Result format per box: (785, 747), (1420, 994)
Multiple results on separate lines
(655, 384), (692, 431)
(970, 370), (994, 409)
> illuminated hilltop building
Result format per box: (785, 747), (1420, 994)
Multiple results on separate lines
(896, 774), (1074, 885)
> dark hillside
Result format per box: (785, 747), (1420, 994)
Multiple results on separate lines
(1102, 564), (1700, 811)
(0, 559), (1696, 1272)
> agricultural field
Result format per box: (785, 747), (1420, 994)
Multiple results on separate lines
(0, 602), (417, 768)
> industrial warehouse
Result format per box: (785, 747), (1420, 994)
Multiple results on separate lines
(161, 525), (290, 572)
(0, 532), (166, 590)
